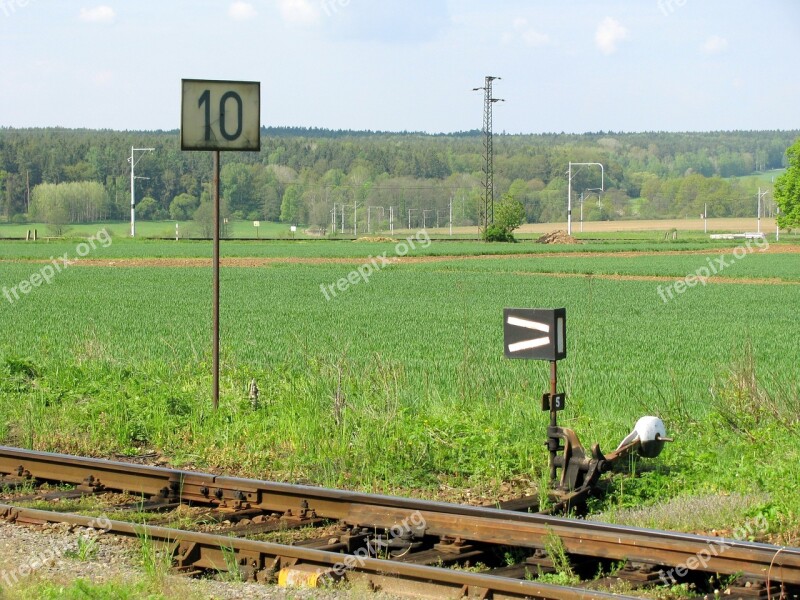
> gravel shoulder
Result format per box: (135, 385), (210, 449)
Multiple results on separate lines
(0, 522), (402, 600)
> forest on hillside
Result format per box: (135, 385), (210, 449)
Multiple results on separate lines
(0, 127), (796, 231)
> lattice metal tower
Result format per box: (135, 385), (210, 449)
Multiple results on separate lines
(473, 76), (504, 230)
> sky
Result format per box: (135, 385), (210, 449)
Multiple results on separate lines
(1, 0), (798, 134)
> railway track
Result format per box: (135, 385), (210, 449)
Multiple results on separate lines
(1, 446), (798, 599)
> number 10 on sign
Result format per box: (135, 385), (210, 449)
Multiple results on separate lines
(181, 80), (260, 152)
(180, 79), (261, 411)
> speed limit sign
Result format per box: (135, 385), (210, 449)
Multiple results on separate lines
(181, 79), (260, 151)
(180, 78), (261, 412)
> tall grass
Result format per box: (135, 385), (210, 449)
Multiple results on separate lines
(0, 243), (798, 525)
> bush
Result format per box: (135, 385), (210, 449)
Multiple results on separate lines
(10, 213), (28, 224)
(482, 224), (516, 242)
(482, 194), (525, 242)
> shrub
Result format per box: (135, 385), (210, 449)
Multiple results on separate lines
(482, 223), (516, 242)
(482, 194), (525, 242)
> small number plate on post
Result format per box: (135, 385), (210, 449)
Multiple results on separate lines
(542, 393), (566, 412)
(181, 79), (261, 152)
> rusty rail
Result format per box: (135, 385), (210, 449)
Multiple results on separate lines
(0, 504), (633, 600)
(2, 446), (800, 588)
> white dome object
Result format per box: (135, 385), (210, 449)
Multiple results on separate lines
(614, 416), (668, 458)
(633, 416), (667, 458)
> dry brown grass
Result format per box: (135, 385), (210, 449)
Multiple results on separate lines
(591, 493), (770, 535)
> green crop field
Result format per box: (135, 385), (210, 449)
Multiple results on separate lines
(0, 236), (798, 536)
(426, 252), (800, 281)
(2, 230), (789, 261)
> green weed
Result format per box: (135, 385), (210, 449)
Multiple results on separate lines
(542, 528), (578, 585)
(217, 544), (243, 583)
(64, 535), (99, 561)
(135, 527), (173, 583)
(14, 579), (166, 600)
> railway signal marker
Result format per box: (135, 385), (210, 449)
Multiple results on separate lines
(503, 308), (566, 361)
(181, 79), (261, 410)
(504, 307), (568, 476)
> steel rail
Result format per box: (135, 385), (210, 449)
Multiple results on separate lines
(0, 503), (633, 600)
(2, 446), (799, 585)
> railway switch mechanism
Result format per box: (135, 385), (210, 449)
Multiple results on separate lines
(504, 307), (672, 508)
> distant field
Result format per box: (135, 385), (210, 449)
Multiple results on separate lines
(733, 168), (786, 185)
(2, 236), (786, 261)
(437, 217), (779, 236)
(0, 216), (783, 241)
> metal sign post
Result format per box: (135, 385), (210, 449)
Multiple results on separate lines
(181, 79), (261, 410)
(212, 150), (220, 409)
(503, 308), (567, 481)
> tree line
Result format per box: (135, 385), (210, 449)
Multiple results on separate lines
(0, 127), (796, 230)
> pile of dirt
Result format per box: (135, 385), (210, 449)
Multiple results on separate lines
(353, 236), (395, 243)
(537, 230), (581, 244)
